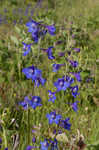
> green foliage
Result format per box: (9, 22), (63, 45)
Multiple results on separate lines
(0, 0), (99, 149)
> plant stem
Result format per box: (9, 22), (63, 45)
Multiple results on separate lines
(27, 108), (31, 145)
(3, 127), (7, 148)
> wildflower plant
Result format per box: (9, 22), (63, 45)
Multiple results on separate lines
(17, 17), (83, 149)
(4, 14), (94, 149)
(0, 1), (98, 149)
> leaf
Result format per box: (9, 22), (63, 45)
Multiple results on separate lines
(10, 36), (19, 45)
(80, 71), (90, 79)
(15, 26), (21, 34)
(0, 76), (5, 83)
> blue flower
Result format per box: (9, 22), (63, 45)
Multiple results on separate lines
(4, 148), (8, 150)
(71, 101), (79, 112)
(0, 138), (2, 144)
(32, 68), (42, 81)
(31, 32), (39, 43)
(54, 78), (70, 92)
(48, 90), (56, 103)
(46, 24), (56, 36)
(34, 76), (46, 87)
(73, 48), (80, 52)
(28, 96), (42, 109)
(68, 59), (78, 68)
(46, 111), (62, 125)
(70, 85), (79, 98)
(70, 72), (81, 82)
(26, 20), (38, 33)
(52, 64), (64, 72)
(32, 137), (36, 143)
(22, 42), (32, 56)
(50, 138), (58, 150)
(41, 46), (55, 59)
(59, 118), (71, 131)
(22, 66), (35, 80)
(26, 20), (40, 43)
(63, 75), (74, 85)
(26, 20), (49, 43)
(19, 96), (29, 110)
(22, 66), (46, 87)
(39, 29), (47, 37)
(40, 139), (49, 150)
(26, 145), (37, 150)
(46, 46), (55, 60)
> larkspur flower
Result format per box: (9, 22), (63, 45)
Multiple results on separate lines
(28, 96), (42, 109)
(58, 52), (65, 57)
(73, 48), (80, 52)
(34, 76), (46, 87)
(26, 20), (49, 43)
(46, 24), (56, 36)
(0, 138), (2, 144)
(39, 29), (47, 37)
(32, 68), (42, 81)
(59, 118), (71, 131)
(58, 130), (62, 134)
(63, 75), (74, 85)
(54, 77), (70, 92)
(26, 145), (37, 150)
(26, 20), (39, 33)
(52, 64), (64, 72)
(22, 65), (35, 80)
(70, 85), (79, 98)
(41, 46), (55, 59)
(46, 46), (55, 60)
(71, 101), (79, 112)
(68, 59), (78, 68)
(22, 66), (46, 87)
(22, 42), (32, 56)
(53, 129), (57, 134)
(31, 32), (39, 43)
(70, 72), (81, 82)
(48, 90), (56, 103)
(4, 148), (8, 150)
(26, 19), (40, 43)
(19, 96), (29, 110)
(50, 138), (58, 150)
(46, 111), (62, 125)
(32, 137), (36, 143)
(40, 139), (49, 150)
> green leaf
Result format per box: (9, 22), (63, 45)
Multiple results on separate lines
(15, 26), (21, 34)
(10, 36), (19, 45)
(81, 70), (90, 79)
(0, 76), (5, 83)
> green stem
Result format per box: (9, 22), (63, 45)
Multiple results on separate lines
(3, 127), (7, 148)
(95, 64), (97, 88)
(27, 108), (31, 145)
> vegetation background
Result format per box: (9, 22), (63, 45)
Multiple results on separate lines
(0, 0), (99, 149)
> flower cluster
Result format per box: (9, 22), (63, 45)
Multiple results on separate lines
(26, 20), (55, 43)
(18, 19), (82, 149)
(40, 138), (58, 150)
(19, 96), (42, 110)
(22, 65), (46, 87)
